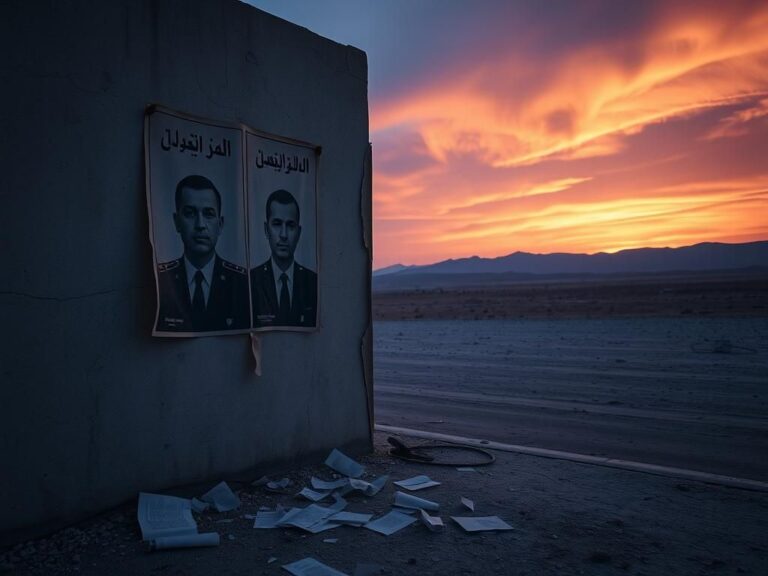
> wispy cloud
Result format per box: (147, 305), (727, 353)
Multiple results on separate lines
(702, 97), (768, 140)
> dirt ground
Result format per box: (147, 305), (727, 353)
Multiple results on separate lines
(372, 274), (768, 321)
(2, 431), (767, 576)
(373, 316), (768, 481)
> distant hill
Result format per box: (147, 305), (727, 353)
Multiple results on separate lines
(372, 263), (414, 277)
(373, 241), (768, 291)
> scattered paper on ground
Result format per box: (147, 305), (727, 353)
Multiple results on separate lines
(276, 502), (347, 533)
(346, 475), (389, 496)
(393, 475), (440, 491)
(200, 481), (240, 512)
(297, 487), (332, 502)
(419, 509), (444, 532)
(451, 516), (514, 532)
(364, 510), (417, 536)
(253, 510), (284, 529)
(324, 448), (365, 478)
(456, 467), (477, 472)
(137, 493), (197, 542)
(328, 511), (372, 526)
(391, 506), (418, 515)
(151, 533), (220, 550)
(278, 505), (331, 531)
(323, 538), (338, 543)
(329, 494), (348, 512)
(393, 491), (439, 512)
(283, 557), (348, 576)
(461, 497), (475, 511)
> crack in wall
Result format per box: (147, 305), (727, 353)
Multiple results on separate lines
(0, 288), (125, 302)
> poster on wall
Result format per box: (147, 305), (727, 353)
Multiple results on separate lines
(145, 106), (319, 337)
(247, 131), (318, 330)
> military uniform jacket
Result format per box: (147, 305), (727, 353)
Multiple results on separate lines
(250, 259), (317, 328)
(155, 255), (249, 333)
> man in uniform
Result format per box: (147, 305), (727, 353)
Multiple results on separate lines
(251, 189), (317, 328)
(155, 174), (249, 333)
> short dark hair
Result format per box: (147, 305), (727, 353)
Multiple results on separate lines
(175, 175), (221, 213)
(265, 189), (300, 222)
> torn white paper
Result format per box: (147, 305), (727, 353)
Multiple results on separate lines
(364, 510), (417, 536)
(451, 516), (514, 532)
(328, 511), (372, 526)
(297, 487), (332, 502)
(137, 493), (197, 542)
(329, 493), (348, 512)
(419, 509), (444, 532)
(394, 475), (440, 491)
(200, 481), (240, 512)
(346, 475), (389, 497)
(323, 538), (338, 544)
(461, 497), (475, 512)
(366, 475), (389, 496)
(456, 467), (476, 472)
(150, 532), (220, 550)
(391, 506), (418, 515)
(311, 477), (350, 491)
(324, 448), (364, 478)
(393, 491), (439, 512)
(283, 557), (349, 576)
(253, 510), (284, 529)
(278, 505), (336, 532)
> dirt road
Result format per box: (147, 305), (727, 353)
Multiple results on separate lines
(374, 317), (768, 481)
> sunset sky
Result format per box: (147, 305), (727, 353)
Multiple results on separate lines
(247, 0), (768, 268)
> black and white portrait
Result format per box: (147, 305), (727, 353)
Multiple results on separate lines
(146, 108), (249, 336)
(246, 132), (319, 330)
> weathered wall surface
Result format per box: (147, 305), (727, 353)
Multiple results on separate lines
(0, 0), (371, 542)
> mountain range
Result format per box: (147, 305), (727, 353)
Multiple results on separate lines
(373, 241), (768, 291)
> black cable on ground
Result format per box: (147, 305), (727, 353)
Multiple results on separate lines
(387, 436), (496, 466)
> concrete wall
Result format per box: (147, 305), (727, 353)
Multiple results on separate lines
(0, 0), (371, 542)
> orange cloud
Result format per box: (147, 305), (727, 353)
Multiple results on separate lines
(370, 3), (768, 267)
(373, 6), (768, 169)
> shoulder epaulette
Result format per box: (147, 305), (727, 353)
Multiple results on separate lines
(158, 259), (180, 272)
